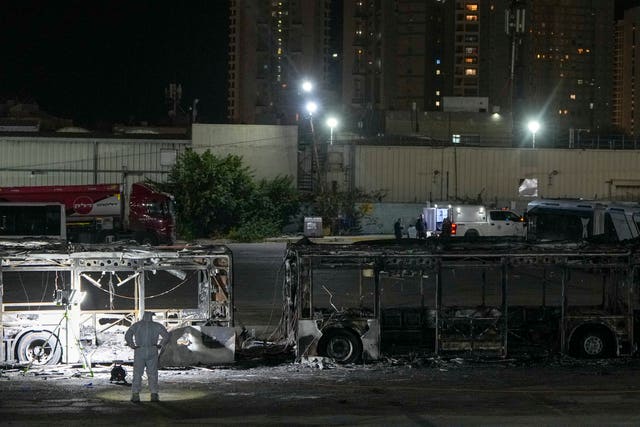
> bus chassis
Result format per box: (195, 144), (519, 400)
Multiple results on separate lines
(0, 240), (234, 366)
(283, 238), (640, 363)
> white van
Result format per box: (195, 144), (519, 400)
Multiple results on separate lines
(450, 205), (525, 237)
(424, 204), (526, 237)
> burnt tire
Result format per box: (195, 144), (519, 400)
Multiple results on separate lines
(318, 329), (363, 364)
(17, 332), (62, 365)
(575, 329), (611, 359)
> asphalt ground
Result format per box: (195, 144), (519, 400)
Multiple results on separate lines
(2, 356), (640, 426)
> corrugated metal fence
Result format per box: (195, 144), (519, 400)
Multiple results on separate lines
(0, 136), (189, 187)
(354, 146), (640, 205)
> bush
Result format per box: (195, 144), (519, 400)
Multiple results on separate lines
(227, 218), (281, 242)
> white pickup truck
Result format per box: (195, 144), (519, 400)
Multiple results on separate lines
(450, 205), (526, 237)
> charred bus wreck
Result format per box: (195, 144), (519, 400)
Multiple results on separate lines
(283, 238), (640, 363)
(0, 240), (234, 366)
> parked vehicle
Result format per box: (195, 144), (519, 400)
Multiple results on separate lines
(424, 205), (525, 237)
(0, 182), (175, 244)
(0, 202), (66, 239)
(283, 238), (640, 363)
(0, 242), (234, 366)
(526, 199), (639, 242)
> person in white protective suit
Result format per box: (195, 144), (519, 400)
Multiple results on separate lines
(125, 312), (170, 403)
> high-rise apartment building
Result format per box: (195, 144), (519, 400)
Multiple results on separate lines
(341, 0), (511, 134)
(227, 0), (331, 125)
(614, 7), (640, 137)
(519, 0), (614, 143)
(228, 1), (617, 145)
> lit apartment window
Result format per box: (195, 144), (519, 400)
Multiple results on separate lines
(570, 94), (576, 100)
(465, 57), (475, 63)
(435, 90), (440, 96)
(466, 15), (478, 21)
(435, 101), (440, 107)
(466, 4), (478, 11)
(436, 69), (441, 75)
(465, 68), (477, 76)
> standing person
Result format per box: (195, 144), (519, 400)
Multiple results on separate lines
(441, 217), (452, 238)
(394, 218), (403, 240)
(125, 312), (170, 403)
(416, 215), (426, 239)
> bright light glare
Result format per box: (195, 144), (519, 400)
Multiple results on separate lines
(527, 120), (540, 134)
(326, 117), (338, 129)
(301, 81), (313, 93)
(305, 101), (318, 115)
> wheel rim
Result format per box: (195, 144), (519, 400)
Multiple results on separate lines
(583, 335), (604, 356)
(326, 336), (354, 361)
(26, 339), (54, 364)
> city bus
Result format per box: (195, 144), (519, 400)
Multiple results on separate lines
(0, 241), (234, 366)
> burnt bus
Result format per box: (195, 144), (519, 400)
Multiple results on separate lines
(283, 238), (640, 363)
(0, 202), (66, 239)
(526, 199), (639, 242)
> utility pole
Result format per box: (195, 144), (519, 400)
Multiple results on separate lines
(505, 1), (526, 114)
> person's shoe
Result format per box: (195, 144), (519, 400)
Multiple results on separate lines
(150, 393), (159, 402)
(130, 392), (140, 403)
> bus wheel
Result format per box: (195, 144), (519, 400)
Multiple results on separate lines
(319, 329), (362, 364)
(575, 329), (612, 359)
(17, 332), (63, 365)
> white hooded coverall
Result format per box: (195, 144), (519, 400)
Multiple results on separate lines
(125, 312), (170, 394)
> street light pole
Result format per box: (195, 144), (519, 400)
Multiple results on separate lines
(326, 116), (338, 144)
(527, 120), (540, 149)
(305, 101), (322, 191)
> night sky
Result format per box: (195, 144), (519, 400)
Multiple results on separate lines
(1, 1), (230, 128)
(1, 0), (637, 129)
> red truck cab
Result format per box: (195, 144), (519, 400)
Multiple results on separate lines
(0, 182), (175, 245)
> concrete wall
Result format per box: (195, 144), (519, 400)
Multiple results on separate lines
(192, 124), (298, 181)
(352, 145), (640, 212)
(385, 110), (512, 145)
(357, 202), (425, 234)
(0, 135), (188, 187)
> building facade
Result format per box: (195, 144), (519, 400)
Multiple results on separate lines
(614, 7), (640, 137)
(227, 0), (332, 125)
(341, 0), (512, 136)
(519, 0), (614, 145)
(228, 1), (619, 146)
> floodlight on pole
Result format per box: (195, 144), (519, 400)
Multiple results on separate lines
(326, 116), (338, 144)
(527, 120), (540, 149)
(305, 101), (318, 116)
(301, 80), (313, 93)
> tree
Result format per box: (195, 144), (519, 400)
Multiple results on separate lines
(164, 149), (255, 239)
(161, 150), (300, 241)
(228, 175), (300, 242)
(308, 188), (386, 235)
